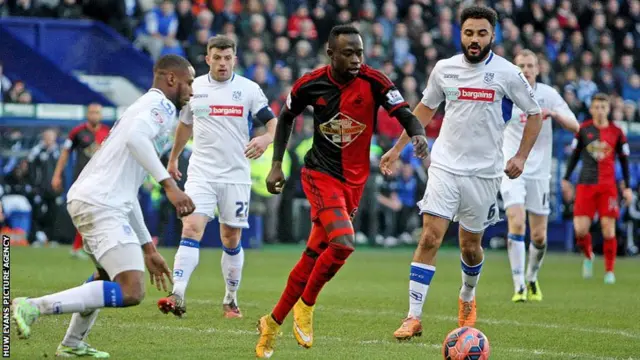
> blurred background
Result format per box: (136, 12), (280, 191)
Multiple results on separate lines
(1, 0), (639, 259)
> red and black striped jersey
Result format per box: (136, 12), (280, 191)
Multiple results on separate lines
(570, 120), (629, 185)
(286, 64), (409, 186)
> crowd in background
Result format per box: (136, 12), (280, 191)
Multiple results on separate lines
(1, 0), (640, 248)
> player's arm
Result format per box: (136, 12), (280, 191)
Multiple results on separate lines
(549, 92), (579, 133)
(383, 64), (443, 170)
(246, 86), (277, 160)
(129, 199), (155, 252)
(505, 70), (543, 177)
(615, 132), (633, 202)
(266, 80), (309, 194)
(563, 131), (584, 182)
(126, 110), (173, 184)
(271, 80), (309, 168)
(391, 103), (437, 153)
(168, 105), (193, 165)
(52, 125), (82, 191)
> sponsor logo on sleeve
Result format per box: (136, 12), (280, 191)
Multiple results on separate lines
(386, 89), (405, 105)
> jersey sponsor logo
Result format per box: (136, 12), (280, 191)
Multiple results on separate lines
(319, 112), (367, 149)
(443, 73), (459, 79)
(586, 140), (613, 161)
(209, 105), (244, 117)
(386, 89), (405, 106)
(232, 90), (242, 101)
(444, 87), (495, 102)
(193, 94), (208, 99)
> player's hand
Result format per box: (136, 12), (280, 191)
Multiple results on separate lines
(380, 148), (401, 176)
(266, 166), (286, 194)
(541, 108), (552, 120)
(411, 135), (429, 159)
(164, 185), (195, 217)
(167, 159), (182, 181)
(144, 251), (173, 292)
(623, 188), (634, 207)
(245, 134), (272, 160)
(51, 175), (63, 193)
(561, 179), (574, 201)
(504, 155), (526, 179)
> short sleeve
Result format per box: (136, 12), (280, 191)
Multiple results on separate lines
(505, 67), (541, 116)
(421, 62), (445, 110)
(364, 67), (409, 115)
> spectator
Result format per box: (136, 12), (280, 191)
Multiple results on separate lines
(187, 29), (210, 76)
(135, 0), (181, 61)
(27, 128), (62, 245)
(623, 74), (640, 102)
(4, 80), (26, 103)
(56, 0), (82, 19)
(0, 61), (12, 102)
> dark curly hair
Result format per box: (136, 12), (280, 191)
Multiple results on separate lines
(460, 5), (498, 28)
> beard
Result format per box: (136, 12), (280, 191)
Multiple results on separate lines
(462, 42), (493, 63)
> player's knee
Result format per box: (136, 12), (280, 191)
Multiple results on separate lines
(331, 234), (355, 250)
(114, 271), (145, 306)
(181, 214), (208, 238)
(417, 228), (442, 252)
(573, 224), (589, 239)
(530, 228), (546, 246)
(182, 218), (205, 240)
(220, 226), (242, 248)
(459, 238), (483, 258)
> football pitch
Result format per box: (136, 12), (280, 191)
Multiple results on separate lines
(9, 245), (640, 359)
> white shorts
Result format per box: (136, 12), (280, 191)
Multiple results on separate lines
(418, 167), (502, 233)
(500, 176), (550, 215)
(67, 200), (145, 278)
(184, 179), (251, 228)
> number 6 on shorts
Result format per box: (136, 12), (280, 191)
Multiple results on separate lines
(487, 203), (496, 221)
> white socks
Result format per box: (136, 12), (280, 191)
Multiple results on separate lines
(61, 310), (100, 347)
(28, 281), (124, 315)
(221, 244), (244, 305)
(407, 262), (436, 319)
(526, 241), (547, 283)
(460, 256), (483, 302)
(507, 233), (526, 292)
(172, 238), (200, 298)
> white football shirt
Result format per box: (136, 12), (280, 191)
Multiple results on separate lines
(422, 51), (541, 178)
(503, 82), (576, 179)
(67, 88), (176, 212)
(180, 73), (272, 185)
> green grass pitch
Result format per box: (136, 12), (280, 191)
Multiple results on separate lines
(8, 245), (640, 359)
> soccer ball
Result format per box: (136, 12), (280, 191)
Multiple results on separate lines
(442, 326), (490, 360)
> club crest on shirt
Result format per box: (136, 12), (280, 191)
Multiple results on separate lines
(319, 112), (366, 149)
(586, 140), (613, 161)
(232, 90), (242, 102)
(483, 72), (495, 84)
